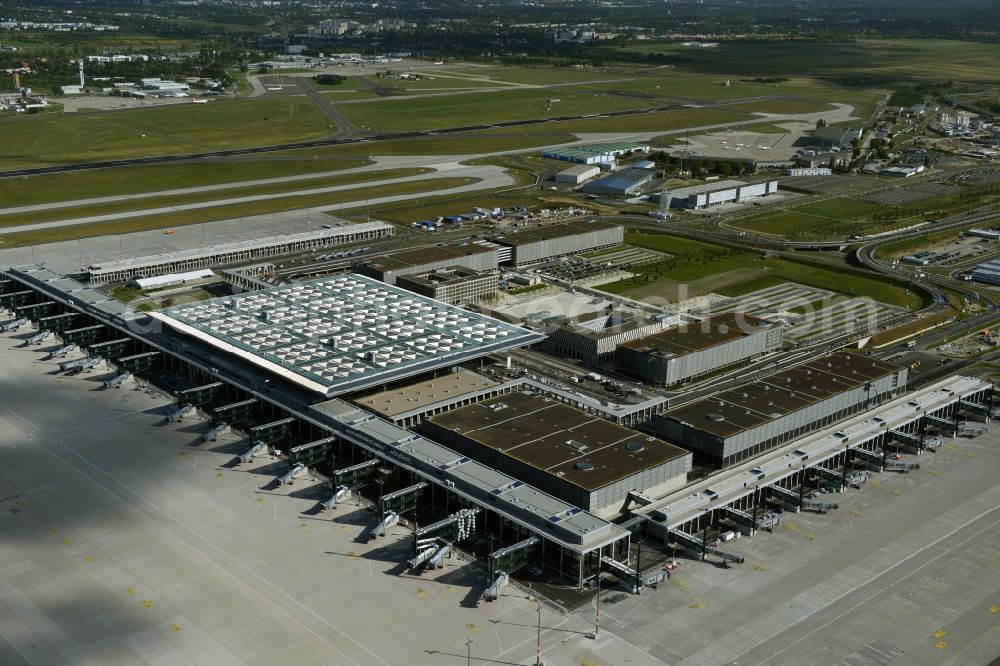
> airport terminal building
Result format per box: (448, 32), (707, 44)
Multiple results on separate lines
(650, 352), (908, 467)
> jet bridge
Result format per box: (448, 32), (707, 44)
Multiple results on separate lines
(23, 330), (52, 345)
(165, 403), (195, 423)
(851, 446), (885, 470)
(412, 509), (478, 556)
(289, 436), (336, 467)
(601, 556), (641, 594)
(59, 356), (99, 373)
(924, 414), (955, 431)
(116, 351), (159, 374)
(667, 528), (706, 559)
(0, 290), (33, 309)
(369, 510), (399, 540)
(236, 442), (267, 464)
(884, 460), (921, 472)
(37, 312), (79, 332)
(102, 371), (131, 389)
(87, 338), (131, 359)
(212, 398), (257, 427)
(959, 400), (990, 418)
(61, 324), (104, 346)
(766, 484), (802, 511)
(176, 381), (225, 408)
(333, 458), (380, 488)
(721, 506), (757, 535)
(202, 423), (230, 442)
(0, 317), (27, 332)
(378, 481), (428, 516)
(277, 462), (308, 486)
(802, 499), (839, 513)
(15, 300), (57, 321)
(487, 536), (541, 580)
(46, 343), (76, 360)
(320, 485), (350, 511)
(811, 466), (844, 490)
(891, 429), (923, 451)
(250, 417), (295, 447)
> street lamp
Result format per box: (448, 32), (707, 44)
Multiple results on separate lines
(466, 636), (473, 666)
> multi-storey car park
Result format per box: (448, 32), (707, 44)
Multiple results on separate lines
(542, 309), (680, 366)
(489, 219), (624, 267)
(615, 312), (784, 386)
(0, 264), (994, 595)
(354, 242), (498, 285)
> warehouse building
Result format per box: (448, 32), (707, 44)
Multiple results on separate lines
(87, 222), (393, 285)
(616, 313), (783, 386)
(355, 242), (498, 285)
(492, 220), (623, 267)
(660, 180), (779, 210)
(128, 269), (216, 291)
(395, 267), (499, 305)
(541, 141), (649, 165)
(649, 352), (907, 468)
(970, 258), (1000, 286)
(554, 164), (601, 185)
(544, 310), (679, 366)
(580, 168), (655, 196)
(421, 391), (692, 517)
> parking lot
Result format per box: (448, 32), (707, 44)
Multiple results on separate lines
(697, 282), (904, 344)
(899, 234), (997, 267)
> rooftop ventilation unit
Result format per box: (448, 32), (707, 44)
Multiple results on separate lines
(574, 461), (594, 471)
(708, 413), (725, 422)
(564, 439), (588, 452)
(626, 441), (645, 453)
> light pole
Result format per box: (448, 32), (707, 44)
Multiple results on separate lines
(535, 597), (542, 666)
(465, 636), (473, 666)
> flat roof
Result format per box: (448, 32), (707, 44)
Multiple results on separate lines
(151, 273), (543, 397)
(427, 392), (689, 492)
(396, 266), (494, 289)
(493, 219), (621, 247)
(361, 243), (494, 273)
(621, 312), (775, 356)
(311, 398), (625, 548)
(558, 164), (601, 176)
(662, 352), (904, 439)
(583, 168), (655, 190)
(88, 222), (391, 274)
(553, 310), (676, 340)
(665, 179), (748, 197)
(352, 369), (497, 418)
(543, 142), (649, 158)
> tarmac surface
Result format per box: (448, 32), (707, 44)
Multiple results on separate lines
(1, 324), (998, 665)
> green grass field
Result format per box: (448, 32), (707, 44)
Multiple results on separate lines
(600, 231), (921, 307)
(617, 39), (1000, 83)
(338, 87), (658, 131)
(0, 176), (475, 248)
(0, 97), (333, 170)
(0, 168), (429, 228)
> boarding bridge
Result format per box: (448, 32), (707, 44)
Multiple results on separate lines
(320, 485), (350, 511)
(237, 442), (267, 464)
(289, 436), (336, 467)
(483, 571), (509, 602)
(23, 330), (52, 345)
(277, 463), (308, 486)
(87, 338), (131, 359)
(378, 481), (428, 516)
(213, 398), (257, 427)
(721, 506), (757, 535)
(15, 300), (57, 320)
(0, 317), (28, 332)
(959, 400), (991, 418)
(0, 290), (33, 309)
(102, 371), (131, 389)
(46, 343), (76, 359)
(488, 536), (541, 580)
(249, 417), (295, 446)
(165, 403), (195, 423)
(767, 484), (802, 512)
(176, 382), (225, 408)
(601, 556), (641, 594)
(37, 312), (79, 332)
(851, 447), (885, 470)
(58, 356), (94, 373)
(413, 509), (478, 555)
(891, 429), (923, 451)
(812, 466), (844, 489)
(757, 512), (781, 530)
(333, 458), (380, 487)
(802, 499), (839, 513)
(925, 414), (955, 431)
(884, 460), (921, 472)
(202, 423), (229, 442)
(407, 542), (441, 570)
(369, 510), (399, 540)
(428, 543), (452, 569)
(704, 545), (745, 565)
(668, 529), (706, 559)
(60, 324), (104, 346)
(116, 351), (160, 374)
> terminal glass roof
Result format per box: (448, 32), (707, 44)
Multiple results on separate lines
(155, 273), (543, 397)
